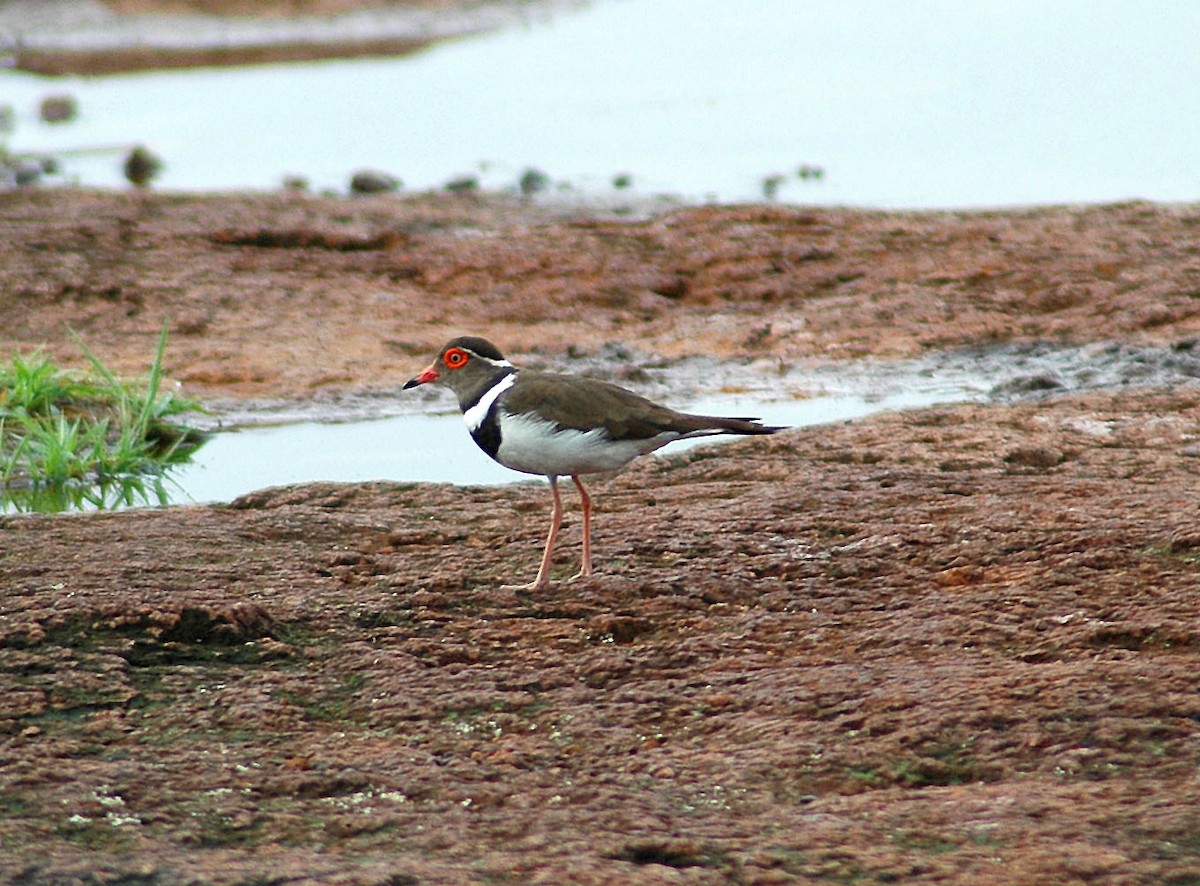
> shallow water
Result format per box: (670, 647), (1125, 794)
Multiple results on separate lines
(4, 0), (1200, 206)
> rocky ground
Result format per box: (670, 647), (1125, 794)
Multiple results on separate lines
(3, 187), (1200, 884)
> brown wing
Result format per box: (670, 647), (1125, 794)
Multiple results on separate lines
(502, 371), (782, 440)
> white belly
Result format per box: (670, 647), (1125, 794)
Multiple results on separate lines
(494, 410), (679, 476)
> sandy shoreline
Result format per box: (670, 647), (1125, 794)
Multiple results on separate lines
(1, 0), (584, 74)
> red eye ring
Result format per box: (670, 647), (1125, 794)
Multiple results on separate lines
(443, 347), (469, 369)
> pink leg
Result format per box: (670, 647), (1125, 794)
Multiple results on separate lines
(570, 475), (593, 581)
(503, 476), (562, 591)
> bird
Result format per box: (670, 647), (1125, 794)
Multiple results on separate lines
(403, 336), (784, 590)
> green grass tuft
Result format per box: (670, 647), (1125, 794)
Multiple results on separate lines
(0, 322), (208, 513)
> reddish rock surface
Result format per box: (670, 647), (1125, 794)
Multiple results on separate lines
(3, 187), (1200, 883)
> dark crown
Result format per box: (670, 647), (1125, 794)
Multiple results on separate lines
(446, 336), (506, 361)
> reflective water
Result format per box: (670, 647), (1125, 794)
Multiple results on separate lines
(4, 0), (1199, 206)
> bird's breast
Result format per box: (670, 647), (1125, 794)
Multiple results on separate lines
(492, 410), (677, 476)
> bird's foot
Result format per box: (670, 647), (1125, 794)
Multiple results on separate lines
(500, 578), (548, 593)
(568, 566), (594, 582)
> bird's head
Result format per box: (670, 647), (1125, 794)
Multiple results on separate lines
(403, 336), (514, 403)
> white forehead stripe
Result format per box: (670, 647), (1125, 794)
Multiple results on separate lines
(463, 372), (516, 432)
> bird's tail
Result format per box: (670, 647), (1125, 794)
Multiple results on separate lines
(679, 413), (786, 436)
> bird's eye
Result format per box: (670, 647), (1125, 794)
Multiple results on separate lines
(443, 348), (469, 369)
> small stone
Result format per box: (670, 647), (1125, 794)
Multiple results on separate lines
(761, 173), (786, 200)
(13, 161), (41, 187)
(991, 374), (1065, 397)
(518, 167), (550, 195)
(349, 169), (400, 194)
(444, 174), (479, 194)
(1004, 446), (1065, 470)
(39, 94), (77, 123)
(123, 145), (163, 188)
